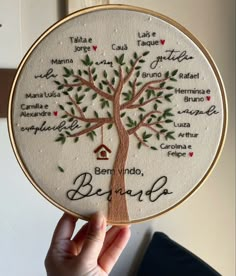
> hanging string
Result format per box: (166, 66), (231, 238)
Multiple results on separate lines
(101, 125), (104, 145)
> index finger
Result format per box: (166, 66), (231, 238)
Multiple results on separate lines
(51, 213), (78, 243)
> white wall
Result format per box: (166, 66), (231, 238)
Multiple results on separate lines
(0, 1), (235, 275)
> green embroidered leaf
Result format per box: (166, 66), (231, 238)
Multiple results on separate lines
(166, 86), (174, 90)
(94, 111), (99, 118)
(59, 105), (64, 111)
(63, 67), (71, 76)
(74, 137), (79, 143)
(58, 166), (64, 173)
(139, 97), (144, 104)
(165, 71), (170, 78)
(160, 129), (168, 133)
(160, 82), (165, 88)
(103, 70), (108, 78)
(107, 87), (112, 94)
(142, 51), (150, 56)
(127, 116), (134, 125)
(165, 131), (175, 140)
(77, 95), (85, 103)
(114, 70), (119, 77)
(99, 82), (103, 90)
(118, 53), (125, 64)
(55, 137), (62, 142)
(82, 106), (88, 112)
(133, 52), (138, 59)
(156, 91), (163, 97)
(85, 54), (91, 65)
(58, 85), (64, 90)
(92, 93), (97, 100)
(164, 94), (173, 102)
(171, 69), (178, 76)
(142, 131), (152, 140)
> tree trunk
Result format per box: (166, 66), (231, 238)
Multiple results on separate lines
(108, 130), (130, 222)
(108, 72), (129, 223)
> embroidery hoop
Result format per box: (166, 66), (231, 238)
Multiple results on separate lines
(8, 5), (227, 224)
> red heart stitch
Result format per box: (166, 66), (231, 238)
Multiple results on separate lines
(92, 45), (97, 51)
(206, 96), (211, 101)
(189, 152), (194, 157)
(53, 111), (58, 116)
(160, 39), (165, 45)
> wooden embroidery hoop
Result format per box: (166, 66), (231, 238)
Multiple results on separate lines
(8, 5), (227, 224)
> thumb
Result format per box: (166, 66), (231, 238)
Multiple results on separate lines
(79, 212), (106, 261)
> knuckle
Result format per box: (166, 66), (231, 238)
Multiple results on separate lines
(86, 231), (103, 244)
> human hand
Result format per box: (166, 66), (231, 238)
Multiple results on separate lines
(45, 212), (131, 276)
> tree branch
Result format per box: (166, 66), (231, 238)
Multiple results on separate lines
(124, 56), (142, 84)
(134, 132), (149, 147)
(114, 66), (124, 96)
(64, 110), (113, 124)
(69, 122), (104, 138)
(106, 79), (116, 93)
(64, 74), (113, 101)
(68, 94), (85, 118)
(88, 67), (93, 83)
(142, 124), (159, 134)
(121, 77), (168, 110)
(125, 96), (162, 109)
(132, 78), (137, 97)
(128, 111), (162, 135)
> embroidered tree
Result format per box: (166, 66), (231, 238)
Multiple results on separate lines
(54, 51), (177, 222)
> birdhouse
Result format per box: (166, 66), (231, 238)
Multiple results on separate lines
(94, 144), (112, 160)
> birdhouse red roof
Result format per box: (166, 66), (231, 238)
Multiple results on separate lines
(94, 144), (112, 154)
